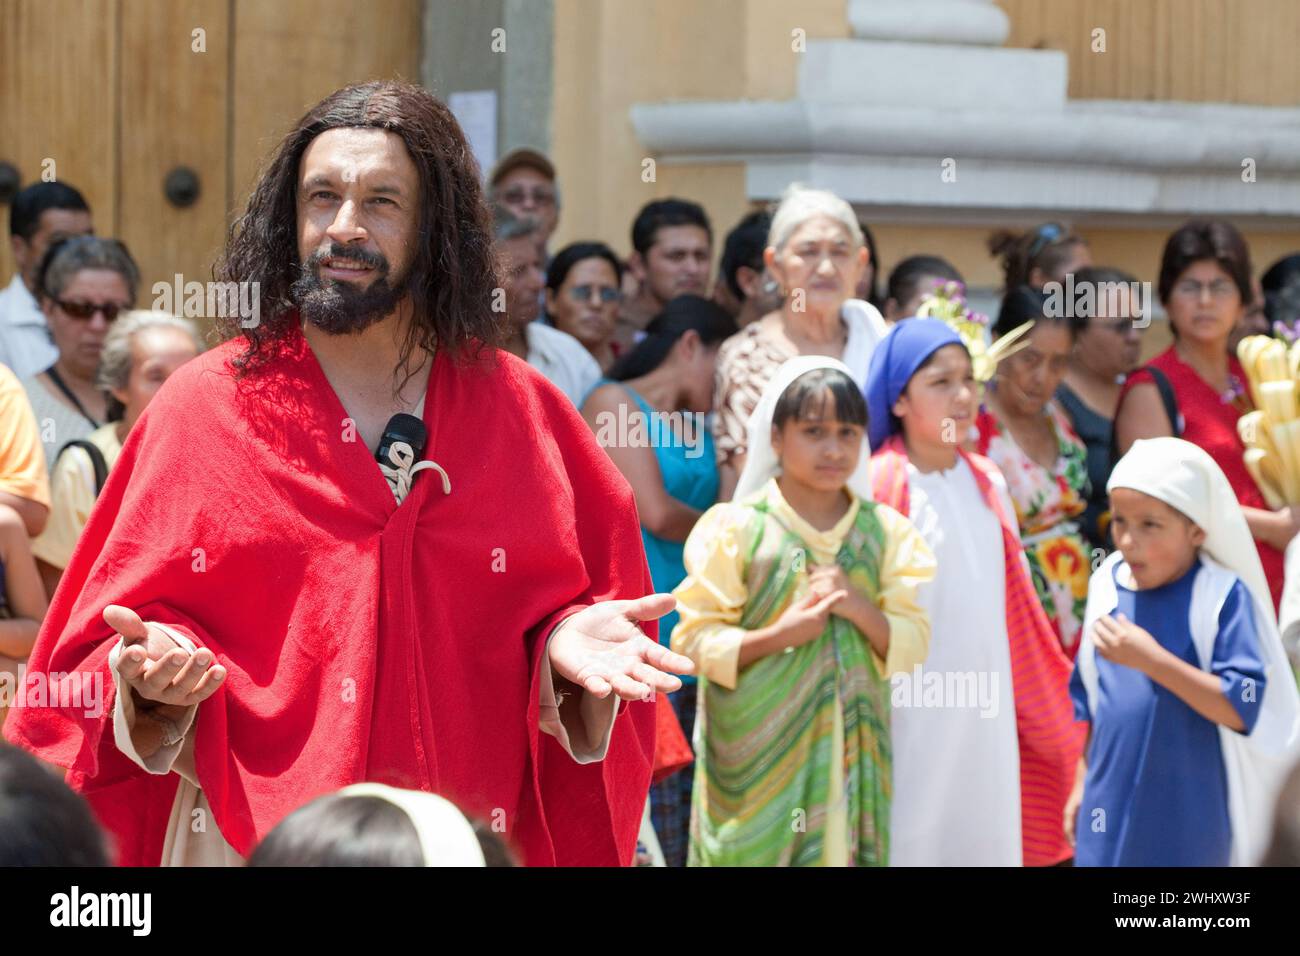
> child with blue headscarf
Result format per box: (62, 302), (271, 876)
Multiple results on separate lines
(865, 318), (1083, 866)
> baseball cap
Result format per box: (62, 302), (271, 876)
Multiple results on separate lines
(489, 148), (556, 188)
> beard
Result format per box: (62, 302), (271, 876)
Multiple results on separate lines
(291, 243), (410, 335)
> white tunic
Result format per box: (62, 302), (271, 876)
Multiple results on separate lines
(886, 457), (1022, 866)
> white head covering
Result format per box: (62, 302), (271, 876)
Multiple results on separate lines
(839, 298), (889, 383)
(338, 783), (487, 867)
(1107, 437), (1274, 635)
(733, 355), (873, 502)
(1081, 437), (1300, 864)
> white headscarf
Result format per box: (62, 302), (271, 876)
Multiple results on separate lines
(839, 298), (889, 382)
(1108, 437), (1276, 616)
(733, 355), (873, 502)
(1079, 437), (1300, 864)
(338, 783), (487, 866)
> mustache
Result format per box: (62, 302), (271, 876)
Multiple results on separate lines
(307, 243), (388, 272)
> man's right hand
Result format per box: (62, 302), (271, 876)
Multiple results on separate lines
(106, 605), (225, 759)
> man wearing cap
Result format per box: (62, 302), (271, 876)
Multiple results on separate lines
(489, 148), (560, 260)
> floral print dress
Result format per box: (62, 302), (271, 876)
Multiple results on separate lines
(976, 401), (1092, 657)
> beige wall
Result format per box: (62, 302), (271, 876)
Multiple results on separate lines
(997, 0), (1300, 105)
(549, 0), (848, 257)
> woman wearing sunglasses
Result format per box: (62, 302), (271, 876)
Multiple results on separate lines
(22, 236), (138, 471)
(545, 242), (624, 372)
(1055, 266), (1145, 552)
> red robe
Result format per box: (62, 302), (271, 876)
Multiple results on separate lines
(3, 323), (656, 866)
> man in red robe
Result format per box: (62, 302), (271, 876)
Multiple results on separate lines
(3, 82), (692, 866)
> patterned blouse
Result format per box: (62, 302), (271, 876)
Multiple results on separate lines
(976, 400), (1092, 655)
(712, 323), (795, 473)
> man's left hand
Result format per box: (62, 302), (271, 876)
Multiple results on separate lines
(548, 594), (696, 701)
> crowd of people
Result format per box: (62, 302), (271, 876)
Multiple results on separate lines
(2, 80), (1300, 867)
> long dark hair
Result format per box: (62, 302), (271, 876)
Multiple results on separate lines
(214, 82), (504, 379)
(609, 294), (735, 381)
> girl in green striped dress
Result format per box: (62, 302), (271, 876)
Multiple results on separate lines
(672, 359), (934, 866)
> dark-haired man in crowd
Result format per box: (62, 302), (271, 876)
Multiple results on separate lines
(712, 209), (781, 329)
(0, 182), (94, 377)
(614, 198), (712, 353)
(489, 148), (560, 260)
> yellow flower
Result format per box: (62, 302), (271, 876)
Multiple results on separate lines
(1034, 536), (1090, 600)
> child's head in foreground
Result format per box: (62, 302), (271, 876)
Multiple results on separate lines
(247, 783), (515, 867)
(1109, 486), (1206, 590)
(1104, 437), (1248, 591)
(771, 367), (868, 494)
(0, 742), (109, 866)
(890, 341), (976, 449)
(865, 317), (976, 453)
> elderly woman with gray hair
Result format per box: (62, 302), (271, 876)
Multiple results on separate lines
(21, 236), (140, 470)
(32, 310), (202, 597)
(712, 185), (888, 499)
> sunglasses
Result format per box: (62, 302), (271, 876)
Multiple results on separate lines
(500, 187), (556, 206)
(56, 299), (126, 322)
(567, 284), (621, 304)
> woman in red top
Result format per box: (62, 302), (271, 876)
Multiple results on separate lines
(1115, 220), (1295, 609)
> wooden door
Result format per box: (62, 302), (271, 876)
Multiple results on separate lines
(0, 0), (421, 328)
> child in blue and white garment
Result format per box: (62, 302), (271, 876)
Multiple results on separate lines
(1068, 437), (1300, 866)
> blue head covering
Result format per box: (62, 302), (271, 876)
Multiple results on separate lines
(864, 318), (964, 450)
